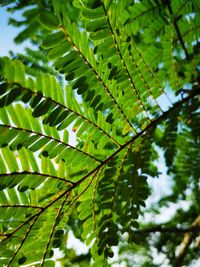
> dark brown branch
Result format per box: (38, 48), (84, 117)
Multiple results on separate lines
(134, 225), (200, 234)
(41, 193), (69, 266)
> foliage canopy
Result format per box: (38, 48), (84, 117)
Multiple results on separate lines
(0, 0), (200, 266)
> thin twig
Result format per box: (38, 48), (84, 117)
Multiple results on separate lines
(0, 124), (101, 163)
(0, 171), (74, 184)
(166, 0), (189, 60)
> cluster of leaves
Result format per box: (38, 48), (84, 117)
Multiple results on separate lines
(0, 0), (199, 266)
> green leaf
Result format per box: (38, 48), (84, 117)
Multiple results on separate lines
(29, 137), (50, 152)
(81, 7), (104, 20)
(32, 99), (52, 117)
(0, 87), (22, 107)
(47, 41), (71, 60)
(18, 256), (27, 265)
(72, 76), (87, 89)
(42, 31), (66, 49)
(43, 260), (55, 267)
(57, 113), (77, 130)
(90, 29), (110, 40)
(0, 83), (9, 95)
(39, 11), (59, 30)
(1, 147), (19, 172)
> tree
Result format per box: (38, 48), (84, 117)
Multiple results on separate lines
(0, 0), (199, 266)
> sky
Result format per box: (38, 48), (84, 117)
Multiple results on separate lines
(0, 6), (32, 57)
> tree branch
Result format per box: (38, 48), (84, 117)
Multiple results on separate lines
(133, 225), (200, 234)
(76, 86), (200, 186)
(174, 215), (200, 267)
(166, 0), (189, 60)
